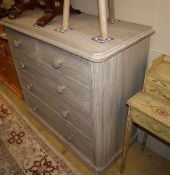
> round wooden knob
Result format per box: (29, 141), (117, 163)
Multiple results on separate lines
(62, 110), (70, 119)
(56, 85), (66, 94)
(51, 58), (63, 69)
(20, 63), (26, 69)
(14, 40), (22, 48)
(33, 107), (38, 112)
(66, 134), (73, 142)
(26, 84), (33, 91)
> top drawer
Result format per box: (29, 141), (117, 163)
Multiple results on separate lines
(38, 41), (90, 86)
(5, 28), (37, 59)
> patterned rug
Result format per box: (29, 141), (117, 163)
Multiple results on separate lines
(0, 92), (82, 175)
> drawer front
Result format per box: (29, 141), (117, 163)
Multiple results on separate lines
(38, 41), (90, 86)
(39, 63), (90, 115)
(24, 90), (93, 160)
(15, 54), (90, 115)
(19, 71), (92, 137)
(144, 83), (170, 103)
(5, 28), (37, 59)
(146, 75), (170, 92)
(132, 110), (170, 143)
(13, 53), (42, 78)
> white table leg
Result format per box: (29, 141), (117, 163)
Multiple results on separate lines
(108, 0), (116, 23)
(97, 0), (108, 40)
(62, 0), (71, 31)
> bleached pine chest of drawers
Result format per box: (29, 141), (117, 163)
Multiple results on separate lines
(2, 12), (154, 174)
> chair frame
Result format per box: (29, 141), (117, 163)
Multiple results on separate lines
(59, 0), (116, 43)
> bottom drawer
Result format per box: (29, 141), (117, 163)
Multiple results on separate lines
(24, 90), (93, 160)
(144, 82), (170, 103)
(132, 110), (170, 143)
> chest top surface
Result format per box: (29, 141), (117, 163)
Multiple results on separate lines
(1, 11), (154, 62)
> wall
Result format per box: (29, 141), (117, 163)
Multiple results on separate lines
(2, 0), (170, 159)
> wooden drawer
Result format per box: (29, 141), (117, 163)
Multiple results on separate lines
(16, 54), (90, 115)
(13, 52), (42, 78)
(144, 83), (170, 103)
(38, 41), (90, 86)
(39, 63), (90, 115)
(24, 90), (93, 160)
(145, 75), (170, 92)
(5, 28), (37, 59)
(19, 71), (92, 137)
(132, 110), (170, 143)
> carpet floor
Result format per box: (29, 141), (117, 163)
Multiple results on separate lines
(0, 92), (82, 175)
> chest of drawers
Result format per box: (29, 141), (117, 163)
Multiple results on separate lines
(2, 12), (154, 174)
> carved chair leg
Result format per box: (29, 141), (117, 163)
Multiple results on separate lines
(120, 107), (133, 174)
(140, 131), (148, 152)
(35, 0), (58, 27)
(8, 0), (40, 19)
(35, 0), (81, 27)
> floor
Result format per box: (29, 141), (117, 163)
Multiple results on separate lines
(0, 81), (170, 175)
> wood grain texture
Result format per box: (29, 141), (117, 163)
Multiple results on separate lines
(128, 92), (170, 128)
(90, 38), (150, 169)
(20, 71), (92, 138)
(1, 12), (154, 62)
(13, 51), (90, 115)
(5, 28), (38, 59)
(24, 90), (93, 160)
(37, 40), (90, 86)
(144, 55), (170, 95)
(132, 109), (170, 143)
(121, 56), (170, 173)
(121, 91), (170, 173)
(3, 13), (153, 174)
(144, 82), (170, 103)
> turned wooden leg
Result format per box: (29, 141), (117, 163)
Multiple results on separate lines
(8, 0), (40, 19)
(120, 107), (133, 174)
(140, 131), (148, 152)
(35, 0), (58, 27)
(97, 0), (108, 40)
(108, 0), (116, 23)
(62, 0), (71, 30)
